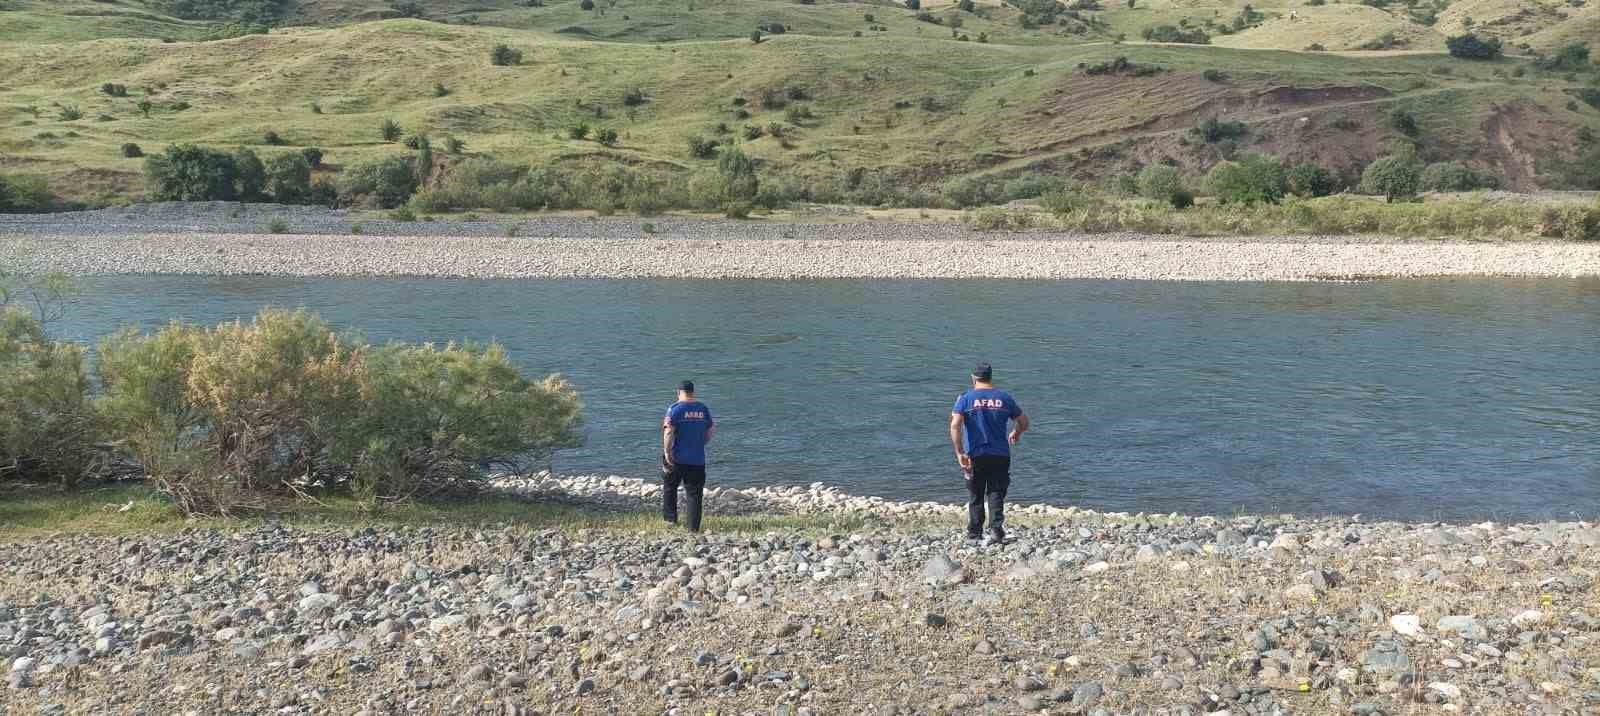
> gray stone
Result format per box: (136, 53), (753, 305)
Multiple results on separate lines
(296, 593), (339, 612)
(1437, 615), (1487, 641)
(1018, 695), (1045, 711)
(1072, 681), (1104, 708)
(1361, 641), (1412, 676)
(922, 554), (966, 585)
(300, 633), (345, 656)
(924, 613), (947, 628)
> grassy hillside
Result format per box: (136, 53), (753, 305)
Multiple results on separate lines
(0, 0), (1596, 207)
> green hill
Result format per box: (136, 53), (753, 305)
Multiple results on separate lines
(0, 0), (1596, 208)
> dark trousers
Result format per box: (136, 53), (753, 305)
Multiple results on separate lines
(966, 456), (1010, 538)
(662, 463), (706, 531)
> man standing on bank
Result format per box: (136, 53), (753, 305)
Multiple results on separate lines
(950, 362), (1029, 545)
(662, 380), (715, 532)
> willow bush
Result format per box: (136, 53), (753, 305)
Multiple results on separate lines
(96, 309), (583, 515)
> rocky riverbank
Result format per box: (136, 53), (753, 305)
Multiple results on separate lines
(4, 475), (1599, 715)
(5, 202), (1600, 281)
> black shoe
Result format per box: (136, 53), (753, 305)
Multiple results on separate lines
(984, 529), (1006, 546)
(964, 533), (982, 546)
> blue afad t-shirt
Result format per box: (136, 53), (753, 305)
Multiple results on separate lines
(664, 401), (714, 466)
(953, 389), (1023, 458)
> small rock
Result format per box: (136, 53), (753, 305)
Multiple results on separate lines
(1389, 614), (1423, 638)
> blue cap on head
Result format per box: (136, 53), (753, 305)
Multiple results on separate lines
(973, 362), (993, 381)
(679, 380), (695, 393)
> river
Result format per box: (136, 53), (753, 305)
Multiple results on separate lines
(55, 276), (1600, 522)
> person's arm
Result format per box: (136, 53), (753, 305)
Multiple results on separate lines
(949, 412), (971, 471)
(704, 410), (715, 445)
(1008, 397), (1029, 445)
(662, 416), (676, 466)
(1009, 414), (1030, 445)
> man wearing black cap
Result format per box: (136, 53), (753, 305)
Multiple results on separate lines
(662, 380), (715, 532)
(949, 362), (1028, 545)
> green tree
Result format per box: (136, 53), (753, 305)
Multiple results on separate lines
(718, 146), (759, 203)
(267, 153), (312, 203)
(1136, 165), (1185, 204)
(340, 156), (419, 209)
(1287, 163), (1335, 198)
(136, 99), (153, 117)
(1445, 33), (1502, 60)
(143, 144), (239, 201)
(1359, 155), (1423, 202)
(1206, 154), (1287, 204)
(381, 118), (403, 142)
(233, 147), (266, 201)
(490, 44), (523, 66)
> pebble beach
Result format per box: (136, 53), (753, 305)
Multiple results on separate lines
(4, 475), (1600, 715)
(4, 203), (1599, 281)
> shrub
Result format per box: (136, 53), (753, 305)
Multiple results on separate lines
(408, 159), (545, 213)
(1533, 42), (1590, 72)
(390, 206), (418, 221)
(1192, 117), (1248, 143)
(381, 118), (403, 142)
(623, 88), (647, 106)
(265, 217), (289, 233)
(1389, 107), (1420, 137)
(1287, 163), (1335, 198)
(597, 127), (619, 146)
(307, 179), (339, 208)
(1001, 174), (1066, 202)
(1537, 201), (1600, 241)
(433, 82), (450, 98)
(1169, 190), (1195, 209)
(1201, 69), (1227, 82)
(1579, 88), (1600, 110)
(717, 147), (759, 203)
(491, 44), (523, 66)
(760, 88), (789, 110)
(1359, 155), (1423, 202)
(137, 100), (154, 117)
(445, 137), (466, 154)
(58, 105), (83, 121)
(906, 0), (920, 8)
(1446, 33), (1502, 60)
(1420, 161), (1497, 192)
(743, 124), (765, 140)
(568, 123), (590, 140)
(750, 30), (762, 43)
(234, 147), (266, 201)
(94, 309), (584, 514)
(101, 83), (128, 97)
(301, 146), (323, 168)
(340, 156), (419, 208)
(1141, 24), (1210, 44)
(144, 144), (240, 201)
(266, 153), (312, 203)
(1136, 165), (1186, 204)
(262, 129), (285, 146)
(687, 135), (719, 159)
(0, 281), (101, 487)
(121, 143), (144, 158)
(580, 0), (594, 8)
(959, 0), (975, 9)
(785, 105), (813, 124)
(1206, 154), (1287, 205)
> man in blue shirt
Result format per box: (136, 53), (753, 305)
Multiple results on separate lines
(949, 362), (1029, 545)
(662, 380), (715, 532)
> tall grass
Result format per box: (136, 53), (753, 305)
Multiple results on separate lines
(967, 194), (1600, 240)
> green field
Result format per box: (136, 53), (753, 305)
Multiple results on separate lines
(0, 0), (1596, 207)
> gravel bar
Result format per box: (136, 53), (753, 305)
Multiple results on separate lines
(6, 232), (1600, 281)
(5, 202), (1600, 281)
(4, 475), (1600, 713)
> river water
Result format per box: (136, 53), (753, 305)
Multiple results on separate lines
(55, 276), (1600, 522)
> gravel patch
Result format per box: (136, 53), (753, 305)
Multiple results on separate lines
(4, 476), (1600, 713)
(7, 232), (1600, 282)
(6, 202), (1600, 281)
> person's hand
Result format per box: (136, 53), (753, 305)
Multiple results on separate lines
(957, 453), (972, 471)
(662, 453), (674, 469)
(1008, 430), (1021, 446)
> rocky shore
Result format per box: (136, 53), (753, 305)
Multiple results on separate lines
(5, 203), (1600, 281)
(4, 475), (1599, 715)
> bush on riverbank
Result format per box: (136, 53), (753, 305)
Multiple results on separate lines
(969, 193), (1600, 239)
(0, 284), (102, 487)
(0, 301), (583, 514)
(93, 309), (583, 515)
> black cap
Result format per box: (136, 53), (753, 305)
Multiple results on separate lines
(678, 380), (695, 393)
(972, 362), (993, 381)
